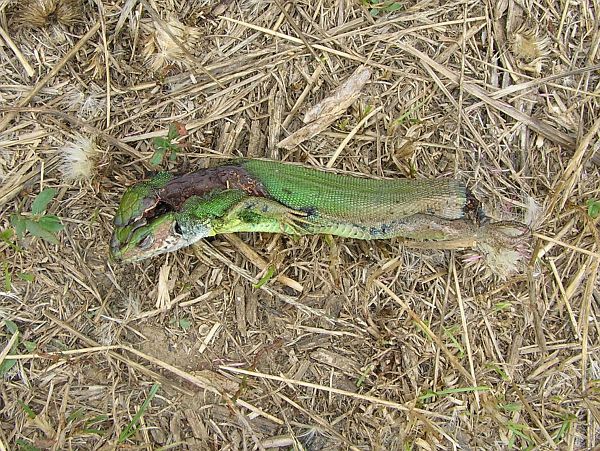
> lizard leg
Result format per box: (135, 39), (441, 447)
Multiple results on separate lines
(219, 197), (313, 235)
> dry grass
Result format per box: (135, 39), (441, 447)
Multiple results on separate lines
(1, 0), (599, 449)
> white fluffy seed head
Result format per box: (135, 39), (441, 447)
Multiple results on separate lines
(60, 135), (99, 182)
(524, 195), (543, 228)
(15, 0), (82, 28)
(142, 16), (202, 72)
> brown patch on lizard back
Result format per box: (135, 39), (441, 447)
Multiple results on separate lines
(157, 165), (269, 210)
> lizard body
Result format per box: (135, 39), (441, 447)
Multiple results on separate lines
(110, 159), (528, 268)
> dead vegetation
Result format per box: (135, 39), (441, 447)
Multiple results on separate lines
(0, 0), (599, 449)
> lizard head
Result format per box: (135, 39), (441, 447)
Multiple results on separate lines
(111, 173), (249, 263)
(110, 212), (183, 262)
(110, 207), (217, 263)
(110, 172), (195, 262)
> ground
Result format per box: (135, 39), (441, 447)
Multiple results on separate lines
(0, 0), (599, 450)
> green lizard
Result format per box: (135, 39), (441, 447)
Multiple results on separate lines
(110, 159), (530, 272)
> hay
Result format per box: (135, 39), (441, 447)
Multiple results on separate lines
(1, 0), (599, 448)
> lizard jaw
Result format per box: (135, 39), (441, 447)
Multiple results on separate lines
(110, 216), (215, 263)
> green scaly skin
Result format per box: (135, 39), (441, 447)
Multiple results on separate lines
(239, 159), (467, 223)
(110, 159), (530, 263)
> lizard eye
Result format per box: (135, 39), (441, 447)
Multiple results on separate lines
(138, 234), (154, 249)
(173, 222), (182, 235)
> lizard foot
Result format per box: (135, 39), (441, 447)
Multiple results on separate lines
(475, 220), (532, 277)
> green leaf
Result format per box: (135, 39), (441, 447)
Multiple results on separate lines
(0, 356), (16, 375)
(87, 414), (109, 424)
(385, 2), (403, 11)
(10, 214), (26, 239)
(67, 407), (85, 423)
(18, 400), (37, 419)
(16, 439), (41, 451)
(356, 363), (374, 388)
(369, 8), (380, 16)
(494, 301), (511, 312)
(0, 228), (13, 242)
(82, 414), (108, 435)
(151, 134), (174, 166)
(506, 421), (534, 444)
(0, 228), (19, 251)
(149, 147), (167, 166)
(253, 265), (276, 289)
(22, 340), (37, 352)
(443, 326), (465, 358)
(152, 137), (170, 152)
(118, 383), (160, 443)
(5, 319), (19, 334)
(17, 272), (35, 283)
(486, 363), (509, 381)
(499, 402), (522, 412)
(178, 317), (192, 330)
(0, 320), (18, 376)
(167, 123), (180, 140)
(24, 219), (60, 245)
(31, 188), (57, 215)
(81, 428), (105, 436)
(587, 199), (600, 219)
(554, 414), (576, 443)
(37, 215), (64, 233)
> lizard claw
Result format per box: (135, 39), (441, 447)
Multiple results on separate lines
(280, 209), (312, 235)
(475, 220), (532, 277)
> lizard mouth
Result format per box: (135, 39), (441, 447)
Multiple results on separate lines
(142, 200), (173, 221)
(120, 200), (175, 233)
(122, 200), (177, 244)
(110, 211), (184, 262)
(110, 197), (182, 260)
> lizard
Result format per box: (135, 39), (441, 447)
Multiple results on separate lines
(109, 159), (530, 273)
